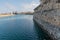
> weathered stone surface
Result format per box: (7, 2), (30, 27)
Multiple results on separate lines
(34, 0), (60, 40)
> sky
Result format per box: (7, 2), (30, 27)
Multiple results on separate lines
(0, 0), (40, 13)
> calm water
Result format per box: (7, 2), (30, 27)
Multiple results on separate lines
(0, 15), (50, 40)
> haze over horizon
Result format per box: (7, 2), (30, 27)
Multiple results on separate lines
(0, 0), (39, 13)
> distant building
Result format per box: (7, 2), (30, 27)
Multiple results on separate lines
(13, 12), (18, 15)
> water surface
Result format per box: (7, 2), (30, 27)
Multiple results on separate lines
(0, 15), (50, 40)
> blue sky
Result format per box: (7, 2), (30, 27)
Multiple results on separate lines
(0, 0), (39, 13)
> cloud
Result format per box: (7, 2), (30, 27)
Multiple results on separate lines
(0, 0), (39, 13)
(21, 1), (39, 12)
(4, 2), (17, 12)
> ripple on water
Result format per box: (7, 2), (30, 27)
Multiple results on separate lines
(0, 15), (51, 40)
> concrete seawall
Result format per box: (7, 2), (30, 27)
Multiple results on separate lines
(33, 16), (60, 40)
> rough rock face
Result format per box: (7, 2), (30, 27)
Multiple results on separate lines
(33, 0), (60, 40)
(34, 0), (60, 26)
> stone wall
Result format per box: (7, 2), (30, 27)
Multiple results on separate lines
(33, 9), (60, 40)
(34, 0), (60, 26)
(33, 0), (60, 40)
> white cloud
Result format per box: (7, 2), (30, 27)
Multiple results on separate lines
(0, 1), (39, 13)
(4, 2), (17, 12)
(21, 1), (39, 12)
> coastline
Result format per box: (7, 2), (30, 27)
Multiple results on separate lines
(33, 16), (60, 40)
(33, 0), (60, 40)
(33, 18), (54, 40)
(0, 14), (14, 17)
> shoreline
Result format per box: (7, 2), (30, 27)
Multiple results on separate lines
(33, 17), (60, 40)
(33, 18), (54, 40)
(0, 14), (14, 17)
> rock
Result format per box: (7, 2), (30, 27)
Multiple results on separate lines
(33, 0), (60, 40)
